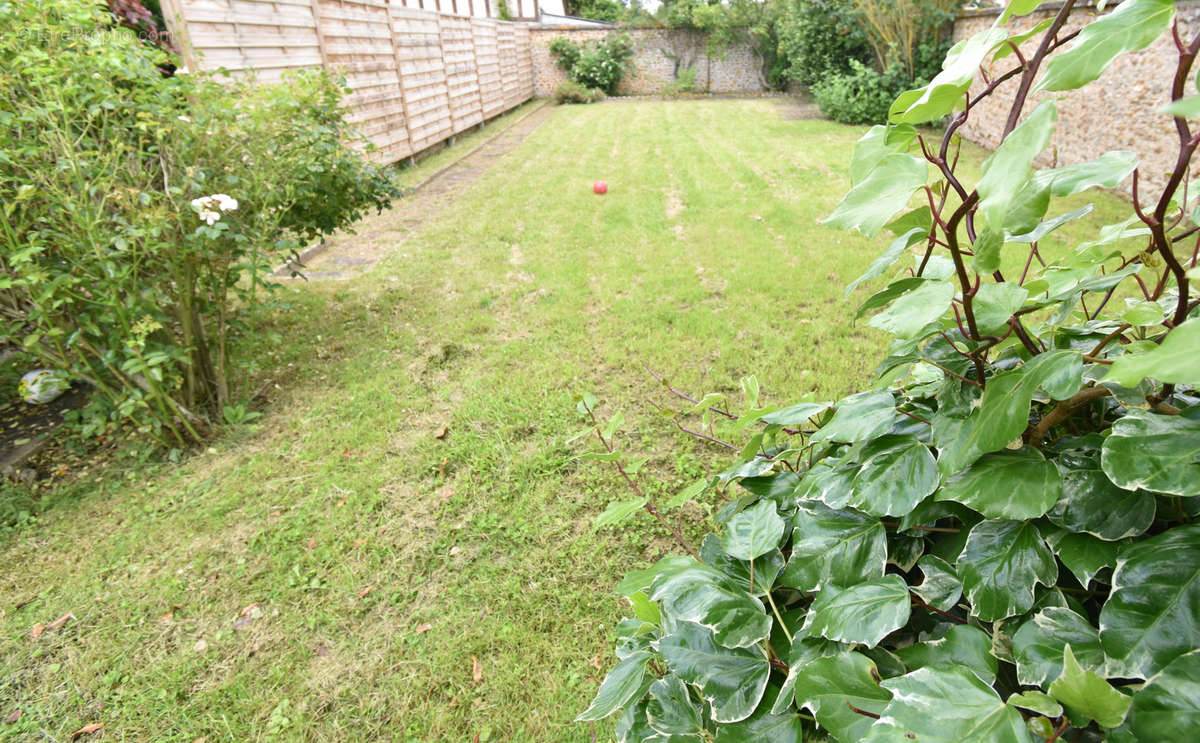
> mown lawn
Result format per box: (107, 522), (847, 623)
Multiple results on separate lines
(0, 99), (1130, 742)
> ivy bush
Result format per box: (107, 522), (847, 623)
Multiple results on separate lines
(577, 1), (1200, 740)
(0, 0), (399, 445)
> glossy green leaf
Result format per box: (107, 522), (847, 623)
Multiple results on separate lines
(1048, 645), (1132, 728)
(1163, 93), (1200, 118)
(1101, 409), (1200, 496)
(913, 554), (962, 612)
(1041, 527), (1122, 587)
(956, 520), (1057, 622)
(802, 575), (911, 648)
(1105, 319), (1200, 387)
(811, 390), (900, 445)
(875, 665), (1032, 742)
(972, 226), (1005, 274)
(978, 100), (1057, 227)
(849, 124), (920, 185)
(596, 496), (649, 527)
(659, 621), (770, 724)
(650, 560), (771, 649)
(847, 435), (939, 517)
(646, 674), (704, 737)
(1100, 524), (1200, 679)
(856, 277), (926, 322)
(972, 282), (1029, 335)
(1007, 691), (1063, 718)
(847, 228), (926, 297)
(1036, 0), (1176, 92)
(1012, 607), (1106, 687)
(999, 0), (1045, 23)
(1121, 300), (1166, 327)
(936, 350), (1083, 475)
(629, 591), (662, 626)
(618, 556), (694, 596)
(700, 535), (784, 597)
(792, 652), (892, 743)
(1031, 151), (1139, 197)
(824, 153), (928, 238)
(895, 624), (998, 683)
(1049, 466), (1155, 540)
(780, 502), (887, 592)
(868, 280), (955, 339)
(936, 449), (1061, 520)
(1124, 649), (1200, 740)
(577, 649), (654, 721)
(721, 500), (787, 561)
(1002, 181), (1052, 235)
(1007, 204), (1095, 244)
(794, 458), (858, 509)
(889, 27), (1009, 124)
(759, 401), (831, 426)
(615, 700), (656, 743)
(713, 686), (805, 743)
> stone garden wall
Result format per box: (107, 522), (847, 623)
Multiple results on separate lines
(529, 27), (767, 96)
(954, 1), (1200, 196)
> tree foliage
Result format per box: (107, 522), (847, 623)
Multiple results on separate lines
(577, 1), (1200, 740)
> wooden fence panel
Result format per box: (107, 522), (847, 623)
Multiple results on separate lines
(513, 23), (533, 102)
(315, 0), (412, 161)
(165, 1), (532, 164)
(389, 7), (453, 153)
(439, 14), (484, 133)
(171, 0), (322, 81)
(471, 19), (505, 119)
(497, 22), (521, 110)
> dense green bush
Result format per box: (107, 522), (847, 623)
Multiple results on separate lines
(811, 59), (907, 124)
(577, 1), (1200, 740)
(552, 80), (607, 104)
(776, 0), (873, 86)
(549, 34), (635, 95)
(0, 0), (399, 445)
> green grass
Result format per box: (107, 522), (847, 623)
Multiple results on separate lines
(0, 99), (1133, 742)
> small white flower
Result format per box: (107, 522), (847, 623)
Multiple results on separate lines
(199, 209), (221, 225)
(177, 115), (191, 122)
(212, 194), (238, 212)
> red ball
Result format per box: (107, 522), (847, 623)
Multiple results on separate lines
(593, 181), (608, 195)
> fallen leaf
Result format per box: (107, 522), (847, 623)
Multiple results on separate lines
(449, 546), (462, 557)
(472, 655), (483, 683)
(358, 585), (373, 599)
(71, 722), (102, 739)
(14, 598), (32, 611)
(4, 709), (22, 724)
(46, 613), (75, 632)
(239, 603), (260, 618)
(161, 604), (183, 624)
(193, 638), (208, 653)
(29, 624), (44, 641)
(415, 623), (432, 634)
(316, 644), (329, 657)
(336, 498), (346, 508)
(306, 537), (317, 550)
(435, 424), (449, 439)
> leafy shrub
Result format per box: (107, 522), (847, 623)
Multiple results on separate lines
(0, 0), (399, 445)
(811, 59), (907, 124)
(552, 80), (606, 104)
(661, 66), (698, 97)
(776, 0), (873, 86)
(577, 2), (1200, 741)
(548, 33), (634, 96)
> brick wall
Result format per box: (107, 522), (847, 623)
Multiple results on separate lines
(530, 27), (768, 96)
(954, 1), (1199, 196)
